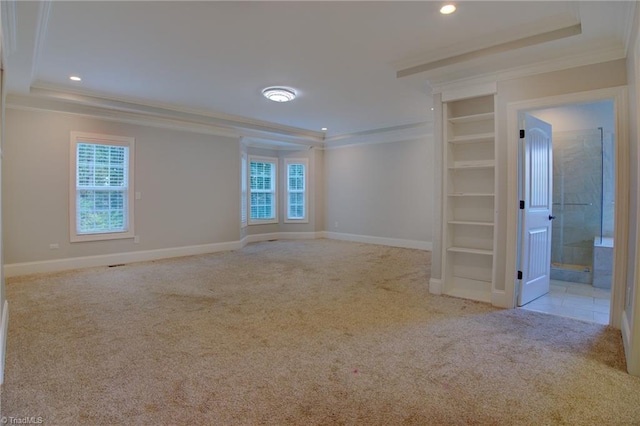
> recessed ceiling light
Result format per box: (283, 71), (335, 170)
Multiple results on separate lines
(440, 4), (456, 14)
(430, 107), (435, 111)
(321, 127), (328, 131)
(262, 87), (296, 103)
(69, 75), (82, 82)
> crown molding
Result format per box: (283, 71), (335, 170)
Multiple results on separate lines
(31, 0), (52, 83)
(28, 84), (325, 142)
(10, 87), (326, 147)
(1, 0), (17, 60)
(621, 0), (637, 56)
(7, 93), (240, 139)
(323, 121), (432, 149)
(397, 23), (582, 79)
(429, 44), (626, 95)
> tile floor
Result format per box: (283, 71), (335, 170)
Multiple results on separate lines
(519, 279), (611, 325)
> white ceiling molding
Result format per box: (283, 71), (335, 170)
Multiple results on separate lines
(30, 0), (52, 83)
(323, 121), (432, 150)
(1, 0), (17, 60)
(397, 23), (582, 79)
(27, 85), (325, 143)
(621, 1), (638, 55)
(429, 44), (626, 95)
(7, 94), (240, 140)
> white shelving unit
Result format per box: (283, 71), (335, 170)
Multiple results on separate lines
(442, 94), (497, 303)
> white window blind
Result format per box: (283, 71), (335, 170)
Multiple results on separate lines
(285, 159), (308, 223)
(249, 156), (277, 223)
(70, 132), (135, 242)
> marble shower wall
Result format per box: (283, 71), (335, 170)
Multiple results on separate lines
(551, 129), (614, 268)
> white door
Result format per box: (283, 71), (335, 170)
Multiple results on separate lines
(518, 114), (553, 306)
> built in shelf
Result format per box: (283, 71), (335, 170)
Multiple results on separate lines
(448, 221), (494, 227)
(448, 133), (495, 144)
(447, 247), (494, 255)
(448, 112), (495, 124)
(449, 160), (495, 169)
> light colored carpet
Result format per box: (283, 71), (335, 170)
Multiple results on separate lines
(1, 239), (639, 425)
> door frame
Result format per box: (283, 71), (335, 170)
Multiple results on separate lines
(505, 86), (629, 328)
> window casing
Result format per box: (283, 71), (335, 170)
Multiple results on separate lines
(285, 158), (309, 223)
(241, 152), (248, 227)
(70, 132), (135, 242)
(248, 156), (278, 224)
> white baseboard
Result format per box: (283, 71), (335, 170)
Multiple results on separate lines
(243, 231), (323, 246)
(0, 300), (8, 384)
(429, 278), (442, 294)
(4, 241), (242, 278)
(491, 290), (511, 309)
(324, 231), (432, 251)
(621, 310), (637, 376)
(4, 231), (422, 278)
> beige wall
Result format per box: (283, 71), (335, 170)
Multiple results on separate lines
(324, 137), (433, 244)
(3, 108), (241, 264)
(493, 59), (628, 292)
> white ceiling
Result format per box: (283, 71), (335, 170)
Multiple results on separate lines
(2, 1), (635, 140)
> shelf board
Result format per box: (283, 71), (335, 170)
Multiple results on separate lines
(448, 221), (494, 227)
(447, 247), (494, 255)
(449, 160), (495, 169)
(447, 192), (495, 197)
(448, 132), (495, 144)
(448, 112), (494, 124)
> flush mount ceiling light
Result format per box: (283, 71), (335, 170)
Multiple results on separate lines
(262, 87), (296, 103)
(69, 75), (82, 82)
(440, 4), (456, 14)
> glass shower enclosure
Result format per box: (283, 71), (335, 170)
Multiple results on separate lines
(550, 128), (614, 285)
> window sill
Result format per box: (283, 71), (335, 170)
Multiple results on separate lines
(70, 231), (135, 243)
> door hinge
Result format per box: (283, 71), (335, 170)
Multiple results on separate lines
(519, 129), (525, 138)
(519, 200), (525, 209)
(517, 270), (523, 280)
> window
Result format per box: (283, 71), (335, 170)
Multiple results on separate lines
(285, 158), (308, 223)
(249, 156), (278, 224)
(241, 152), (248, 227)
(70, 132), (135, 242)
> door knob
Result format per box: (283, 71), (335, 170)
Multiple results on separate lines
(549, 215), (556, 220)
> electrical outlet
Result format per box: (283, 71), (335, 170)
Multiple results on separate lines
(134, 236), (140, 244)
(49, 243), (59, 250)
(334, 221), (339, 228)
(135, 192), (141, 200)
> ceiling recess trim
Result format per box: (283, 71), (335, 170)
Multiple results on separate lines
(397, 23), (582, 79)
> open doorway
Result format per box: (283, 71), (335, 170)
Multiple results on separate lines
(518, 100), (615, 325)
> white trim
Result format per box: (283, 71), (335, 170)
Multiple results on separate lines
(31, 1), (53, 83)
(324, 122), (431, 149)
(242, 231), (323, 246)
(284, 158), (309, 223)
(248, 155), (278, 225)
(69, 131), (136, 243)
(429, 278), (442, 295)
(240, 151), (248, 228)
(0, 300), (8, 384)
(505, 86), (628, 329)
(1, 0), (17, 58)
(491, 291), (510, 309)
(430, 45), (625, 95)
(4, 241), (242, 278)
(622, 310), (634, 373)
(25, 86), (325, 144)
(441, 82), (497, 102)
(324, 231), (432, 251)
